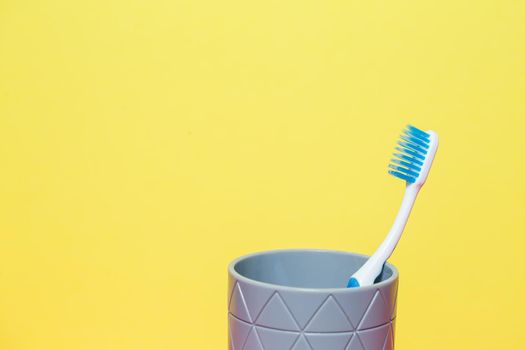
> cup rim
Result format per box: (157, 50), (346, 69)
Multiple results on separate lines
(228, 248), (399, 292)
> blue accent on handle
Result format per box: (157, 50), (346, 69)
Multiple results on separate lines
(347, 277), (360, 288)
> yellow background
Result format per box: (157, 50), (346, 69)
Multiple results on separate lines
(1, 0), (524, 349)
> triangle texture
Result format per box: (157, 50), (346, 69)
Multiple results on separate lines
(392, 319), (396, 344)
(380, 282), (398, 320)
(230, 283), (253, 323)
(279, 290), (328, 330)
(305, 333), (352, 350)
(383, 325), (394, 350)
(228, 276), (236, 309)
(305, 296), (353, 332)
(358, 291), (390, 330)
(256, 326), (299, 350)
(238, 281), (275, 322)
(358, 323), (390, 350)
(256, 293), (300, 331)
(291, 335), (313, 350)
(345, 335), (364, 350)
(229, 314), (252, 350)
(244, 327), (264, 350)
(334, 289), (376, 328)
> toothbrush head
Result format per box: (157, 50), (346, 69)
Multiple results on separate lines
(388, 125), (439, 186)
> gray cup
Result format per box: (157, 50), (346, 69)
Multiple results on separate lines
(228, 249), (398, 350)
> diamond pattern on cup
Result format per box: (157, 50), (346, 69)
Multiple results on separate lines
(229, 277), (398, 349)
(390, 284), (399, 319)
(304, 296), (353, 332)
(228, 274), (236, 308)
(255, 293), (300, 331)
(230, 282), (253, 323)
(379, 280), (398, 319)
(346, 335), (365, 350)
(243, 327), (264, 350)
(305, 333), (353, 350)
(229, 283), (396, 331)
(291, 336), (313, 350)
(238, 281), (275, 322)
(383, 325), (394, 350)
(279, 290), (328, 329)
(358, 291), (390, 330)
(256, 326), (299, 350)
(333, 289), (377, 328)
(229, 314), (252, 350)
(228, 314), (395, 350)
(356, 323), (390, 350)
(391, 319), (396, 345)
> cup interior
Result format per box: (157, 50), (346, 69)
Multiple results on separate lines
(233, 250), (394, 289)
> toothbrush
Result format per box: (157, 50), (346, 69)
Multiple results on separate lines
(347, 125), (439, 288)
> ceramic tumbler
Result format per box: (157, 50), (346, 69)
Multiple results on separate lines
(228, 249), (398, 350)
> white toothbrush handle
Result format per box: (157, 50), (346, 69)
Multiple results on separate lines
(350, 184), (420, 286)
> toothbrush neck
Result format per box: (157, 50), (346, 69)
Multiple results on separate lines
(373, 184), (420, 262)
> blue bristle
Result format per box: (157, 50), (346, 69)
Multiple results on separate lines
(389, 125), (430, 183)
(391, 158), (421, 172)
(388, 164), (419, 178)
(400, 135), (429, 149)
(395, 146), (426, 160)
(393, 153), (424, 166)
(388, 170), (416, 183)
(406, 125), (430, 140)
(397, 141), (428, 155)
